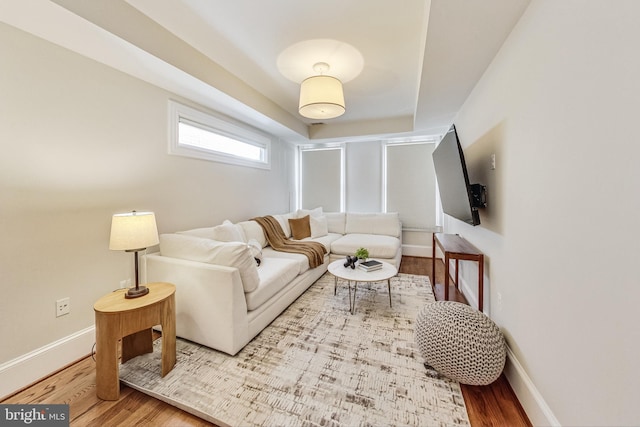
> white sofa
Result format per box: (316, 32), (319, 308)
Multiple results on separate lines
(144, 209), (402, 355)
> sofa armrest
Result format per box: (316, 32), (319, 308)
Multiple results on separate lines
(144, 253), (250, 355)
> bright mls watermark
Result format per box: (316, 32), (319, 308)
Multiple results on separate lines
(0, 404), (69, 426)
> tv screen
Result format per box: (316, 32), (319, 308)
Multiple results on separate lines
(432, 125), (481, 226)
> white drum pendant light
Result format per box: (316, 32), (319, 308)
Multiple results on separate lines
(299, 62), (345, 120)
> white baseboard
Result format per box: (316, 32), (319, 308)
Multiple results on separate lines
(401, 244), (431, 257)
(504, 346), (560, 426)
(0, 326), (95, 400)
(452, 263), (559, 426)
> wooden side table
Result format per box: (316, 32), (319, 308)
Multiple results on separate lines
(432, 233), (485, 312)
(94, 282), (176, 400)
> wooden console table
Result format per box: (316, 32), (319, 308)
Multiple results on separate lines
(94, 282), (176, 400)
(432, 233), (485, 311)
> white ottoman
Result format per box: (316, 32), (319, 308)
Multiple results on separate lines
(415, 301), (506, 385)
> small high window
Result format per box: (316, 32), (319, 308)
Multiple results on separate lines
(169, 101), (270, 169)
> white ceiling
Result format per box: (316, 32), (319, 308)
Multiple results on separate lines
(1, 0), (530, 143)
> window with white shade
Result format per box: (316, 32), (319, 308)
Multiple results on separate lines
(384, 141), (437, 229)
(298, 145), (344, 211)
(168, 100), (270, 169)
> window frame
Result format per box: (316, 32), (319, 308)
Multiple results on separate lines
(168, 100), (271, 169)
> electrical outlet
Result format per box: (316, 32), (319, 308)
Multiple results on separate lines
(119, 278), (132, 289)
(496, 292), (503, 311)
(490, 153), (496, 170)
(56, 297), (70, 317)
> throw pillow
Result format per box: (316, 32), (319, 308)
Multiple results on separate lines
(310, 215), (328, 238)
(237, 220), (267, 248)
(247, 238), (263, 266)
(177, 227), (216, 240)
(273, 213), (293, 238)
(289, 215), (311, 240)
(211, 220), (245, 242)
(297, 207), (323, 218)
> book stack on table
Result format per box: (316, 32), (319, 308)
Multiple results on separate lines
(358, 260), (383, 272)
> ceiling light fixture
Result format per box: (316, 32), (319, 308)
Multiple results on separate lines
(299, 62), (345, 120)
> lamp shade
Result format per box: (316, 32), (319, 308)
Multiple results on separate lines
(299, 75), (345, 120)
(109, 211), (159, 251)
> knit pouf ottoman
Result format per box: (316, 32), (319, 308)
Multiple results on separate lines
(415, 301), (506, 385)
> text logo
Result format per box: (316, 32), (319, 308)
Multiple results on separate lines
(0, 405), (69, 426)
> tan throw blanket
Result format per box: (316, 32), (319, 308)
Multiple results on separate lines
(253, 216), (327, 269)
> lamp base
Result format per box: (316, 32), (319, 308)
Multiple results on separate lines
(125, 285), (150, 299)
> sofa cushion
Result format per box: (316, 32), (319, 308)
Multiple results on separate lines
(330, 233), (401, 259)
(324, 212), (346, 234)
(289, 215), (311, 240)
(345, 212), (401, 237)
(237, 220), (267, 248)
(159, 234), (260, 292)
(211, 220), (246, 242)
(245, 257), (299, 310)
(303, 233), (343, 253)
(261, 247), (310, 274)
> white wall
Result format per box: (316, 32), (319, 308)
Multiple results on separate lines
(0, 23), (293, 372)
(447, 1), (640, 425)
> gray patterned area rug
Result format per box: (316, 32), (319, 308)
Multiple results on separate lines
(120, 273), (470, 427)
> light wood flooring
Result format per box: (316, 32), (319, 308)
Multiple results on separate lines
(2, 256), (530, 426)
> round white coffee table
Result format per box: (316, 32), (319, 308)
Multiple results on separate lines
(328, 259), (398, 314)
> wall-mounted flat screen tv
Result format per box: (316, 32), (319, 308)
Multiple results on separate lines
(432, 125), (484, 226)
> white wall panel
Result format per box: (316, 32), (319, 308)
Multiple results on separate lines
(0, 23), (292, 369)
(386, 143), (436, 229)
(450, 1), (640, 425)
